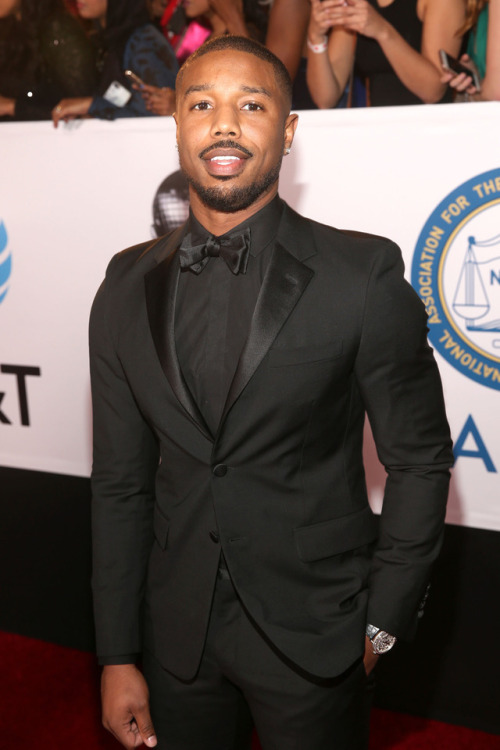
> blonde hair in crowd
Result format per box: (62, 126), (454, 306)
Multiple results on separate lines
(459, 0), (489, 35)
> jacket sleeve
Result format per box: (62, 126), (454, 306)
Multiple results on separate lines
(353, 239), (453, 641)
(89, 260), (159, 659)
(89, 25), (178, 120)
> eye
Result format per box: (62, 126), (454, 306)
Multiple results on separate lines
(242, 102), (263, 111)
(192, 101), (212, 111)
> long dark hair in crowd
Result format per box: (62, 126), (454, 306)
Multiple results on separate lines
(0, 0), (64, 74)
(242, 0), (269, 42)
(94, 0), (150, 93)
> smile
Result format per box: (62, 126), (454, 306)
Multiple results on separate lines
(210, 156), (241, 164)
(201, 146), (251, 178)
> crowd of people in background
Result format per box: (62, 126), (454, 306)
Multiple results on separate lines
(0, 0), (498, 124)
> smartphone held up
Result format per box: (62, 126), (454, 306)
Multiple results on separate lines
(439, 50), (481, 91)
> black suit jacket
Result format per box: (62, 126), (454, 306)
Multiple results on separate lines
(90, 201), (453, 680)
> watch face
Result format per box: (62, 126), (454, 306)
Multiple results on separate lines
(372, 631), (396, 654)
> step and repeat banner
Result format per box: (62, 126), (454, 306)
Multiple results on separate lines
(1, 104), (499, 531)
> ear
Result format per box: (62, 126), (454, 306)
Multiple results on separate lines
(173, 110), (179, 149)
(283, 113), (299, 153)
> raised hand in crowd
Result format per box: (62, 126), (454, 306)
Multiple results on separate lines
(314, 0), (388, 39)
(306, 0), (354, 107)
(440, 54), (481, 96)
(307, 0), (467, 108)
(135, 83), (176, 115)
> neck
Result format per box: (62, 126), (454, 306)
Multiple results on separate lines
(206, 12), (226, 35)
(189, 184), (278, 236)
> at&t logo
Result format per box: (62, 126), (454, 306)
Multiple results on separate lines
(0, 220), (11, 304)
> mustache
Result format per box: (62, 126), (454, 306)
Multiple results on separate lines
(199, 140), (253, 159)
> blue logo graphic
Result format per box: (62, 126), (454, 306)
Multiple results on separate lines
(412, 168), (500, 391)
(0, 221), (11, 304)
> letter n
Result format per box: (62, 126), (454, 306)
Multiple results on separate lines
(453, 415), (497, 472)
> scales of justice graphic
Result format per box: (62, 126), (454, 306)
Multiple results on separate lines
(452, 233), (500, 343)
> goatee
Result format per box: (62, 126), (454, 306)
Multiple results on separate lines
(180, 159), (282, 213)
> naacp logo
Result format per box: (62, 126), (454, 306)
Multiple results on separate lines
(0, 221), (11, 304)
(412, 168), (500, 391)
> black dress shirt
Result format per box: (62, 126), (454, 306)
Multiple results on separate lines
(175, 195), (285, 435)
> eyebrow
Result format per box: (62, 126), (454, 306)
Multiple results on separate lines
(183, 84), (273, 99)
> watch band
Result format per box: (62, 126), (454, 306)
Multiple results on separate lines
(366, 624), (380, 640)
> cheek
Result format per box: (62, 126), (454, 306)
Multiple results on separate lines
(258, 134), (285, 165)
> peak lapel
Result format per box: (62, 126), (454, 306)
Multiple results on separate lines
(221, 242), (314, 423)
(144, 231), (213, 441)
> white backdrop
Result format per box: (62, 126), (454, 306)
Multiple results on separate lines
(1, 104), (499, 531)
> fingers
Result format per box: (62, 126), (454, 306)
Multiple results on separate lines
(310, 0), (347, 37)
(101, 664), (158, 749)
(133, 83), (155, 94)
(313, 2), (363, 30)
(126, 710), (157, 747)
(442, 71), (474, 92)
(52, 103), (65, 128)
(104, 705), (157, 748)
(135, 709), (158, 747)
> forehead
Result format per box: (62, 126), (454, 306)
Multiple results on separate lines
(179, 49), (280, 98)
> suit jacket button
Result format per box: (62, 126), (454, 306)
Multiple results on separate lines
(209, 530), (220, 543)
(213, 463), (227, 477)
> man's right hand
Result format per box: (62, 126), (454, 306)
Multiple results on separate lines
(101, 664), (158, 748)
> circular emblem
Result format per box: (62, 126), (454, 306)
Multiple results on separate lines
(412, 168), (500, 391)
(0, 220), (12, 305)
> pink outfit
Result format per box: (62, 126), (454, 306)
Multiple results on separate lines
(175, 21), (211, 64)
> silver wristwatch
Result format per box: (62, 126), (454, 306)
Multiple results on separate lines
(366, 624), (397, 655)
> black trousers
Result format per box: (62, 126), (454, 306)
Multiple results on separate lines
(143, 568), (373, 750)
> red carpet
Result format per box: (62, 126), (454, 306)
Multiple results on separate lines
(2, 631), (499, 749)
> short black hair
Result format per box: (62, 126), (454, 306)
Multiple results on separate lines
(176, 35), (293, 110)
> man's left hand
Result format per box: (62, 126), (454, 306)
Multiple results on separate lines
(363, 635), (379, 676)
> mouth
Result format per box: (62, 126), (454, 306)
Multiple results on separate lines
(200, 143), (252, 178)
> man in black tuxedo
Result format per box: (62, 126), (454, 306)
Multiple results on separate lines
(90, 35), (453, 750)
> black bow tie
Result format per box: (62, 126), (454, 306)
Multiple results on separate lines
(178, 227), (251, 275)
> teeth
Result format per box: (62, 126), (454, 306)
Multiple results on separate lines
(211, 156), (240, 163)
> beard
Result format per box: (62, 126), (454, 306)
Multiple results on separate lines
(179, 154), (283, 213)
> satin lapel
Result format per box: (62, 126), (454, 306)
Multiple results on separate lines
(144, 233), (213, 441)
(221, 242), (314, 423)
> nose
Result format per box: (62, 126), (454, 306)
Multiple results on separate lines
(210, 104), (241, 139)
